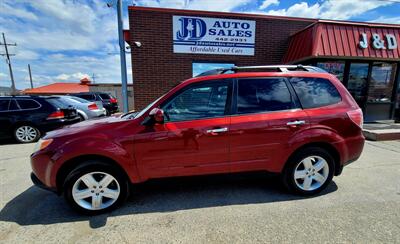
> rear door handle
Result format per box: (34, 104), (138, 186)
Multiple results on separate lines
(286, 120), (306, 126)
(206, 127), (228, 134)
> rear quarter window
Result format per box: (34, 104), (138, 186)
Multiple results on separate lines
(290, 77), (341, 109)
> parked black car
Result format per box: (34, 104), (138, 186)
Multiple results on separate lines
(0, 96), (80, 143)
(72, 92), (119, 115)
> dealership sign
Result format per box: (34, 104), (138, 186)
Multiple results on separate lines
(173, 16), (256, 56)
(358, 32), (398, 50)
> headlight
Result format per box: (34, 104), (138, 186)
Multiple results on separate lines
(33, 138), (53, 153)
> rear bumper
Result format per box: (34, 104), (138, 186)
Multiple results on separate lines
(334, 134), (365, 175)
(86, 109), (106, 119)
(37, 117), (80, 133)
(104, 103), (119, 114)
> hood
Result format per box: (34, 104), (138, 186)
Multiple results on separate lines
(44, 115), (129, 139)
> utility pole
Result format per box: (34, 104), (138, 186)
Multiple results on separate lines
(28, 64), (33, 89)
(0, 33), (17, 95)
(117, 0), (129, 113)
(91, 73), (96, 84)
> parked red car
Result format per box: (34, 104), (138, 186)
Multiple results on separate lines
(30, 65), (365, 214)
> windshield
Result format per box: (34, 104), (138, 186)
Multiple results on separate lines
(122, 93), (166, 119)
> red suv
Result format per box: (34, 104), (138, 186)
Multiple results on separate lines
(30, 65), (365, 214)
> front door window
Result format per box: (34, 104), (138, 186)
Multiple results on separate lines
(163, 81), (228, 122)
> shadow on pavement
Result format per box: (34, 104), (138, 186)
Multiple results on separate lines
(0, 172), (337, 229)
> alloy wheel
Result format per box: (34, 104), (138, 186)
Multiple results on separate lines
(72, 172), (120, 211)
(294, 156), (329, 191)
(15, 126), (38, 143)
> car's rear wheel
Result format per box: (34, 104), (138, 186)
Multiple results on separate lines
(78, 113), (86, 121)
(63, 162), (129, 214)
(14, 125), (40, 143)
(282, 147), (335, 195)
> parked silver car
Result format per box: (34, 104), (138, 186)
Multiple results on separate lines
(58, 96), (106, 120)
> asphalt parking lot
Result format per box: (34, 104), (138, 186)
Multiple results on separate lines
(0, 140), (399, 243)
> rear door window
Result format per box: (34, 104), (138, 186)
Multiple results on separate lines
(236, 78), (296, 114)
(0, 99), (10, 111)
(16, 99), (41, 109)
(290, 77), (341, 109)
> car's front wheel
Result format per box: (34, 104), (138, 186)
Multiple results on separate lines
(63, 162), (129, 214)
(282, 147), (335, 195)
(14, 125), (40, 143)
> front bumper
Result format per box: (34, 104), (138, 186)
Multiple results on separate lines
(31, 172), (57, 193)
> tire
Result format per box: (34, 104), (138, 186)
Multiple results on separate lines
(282, 147), (335, 196)
(14, 124), (41, 143)
(78, 114), (86, 121)
(63, 161), (129, 215)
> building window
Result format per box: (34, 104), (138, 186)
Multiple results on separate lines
(316, 61), (345, 82)
(192, 62), (234, 77)
(395, 70), (400, 120)
(347, 63), (369, 108)
(368, 62), (397, 103)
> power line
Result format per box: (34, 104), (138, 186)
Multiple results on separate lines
(0, 33), (17, 95)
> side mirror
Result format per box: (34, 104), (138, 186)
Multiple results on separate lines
(149, 108), (164, 124)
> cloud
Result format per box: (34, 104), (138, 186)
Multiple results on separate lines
(259, 0), (280, 10)
(263, 0), (392, 19)
(133, 0), (252, 12)
(369, 16), (400, 24)
(0, 1), (38, 21)
(55, 72), (90, 81)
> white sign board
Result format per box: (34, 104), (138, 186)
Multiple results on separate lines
(173, 16), (256, 56)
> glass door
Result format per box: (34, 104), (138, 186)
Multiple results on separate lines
(365, 62), (397, 121)
(347, 63), (369, 110)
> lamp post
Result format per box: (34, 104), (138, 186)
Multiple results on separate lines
(108, 0), (129, 113)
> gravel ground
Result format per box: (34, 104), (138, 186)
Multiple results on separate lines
(0, 140), (399, 243)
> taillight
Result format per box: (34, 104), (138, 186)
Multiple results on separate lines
(347, 108), (363, 128)
(47, 110), (65, 120)
(110, 98), (117, 103)
(88, 103), (98, 110)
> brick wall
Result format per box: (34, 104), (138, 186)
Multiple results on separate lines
(128, 7), (315, 110)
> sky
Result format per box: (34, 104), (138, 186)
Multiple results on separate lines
(0, 0), (399, 90)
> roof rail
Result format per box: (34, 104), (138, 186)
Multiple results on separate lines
(195, 65), (327, 77)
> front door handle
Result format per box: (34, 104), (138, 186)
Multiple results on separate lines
(286, 120), (306, 126)
(206, 127), (228, 134)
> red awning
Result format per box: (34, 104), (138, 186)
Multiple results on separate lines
(283, 21), (400, 63)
